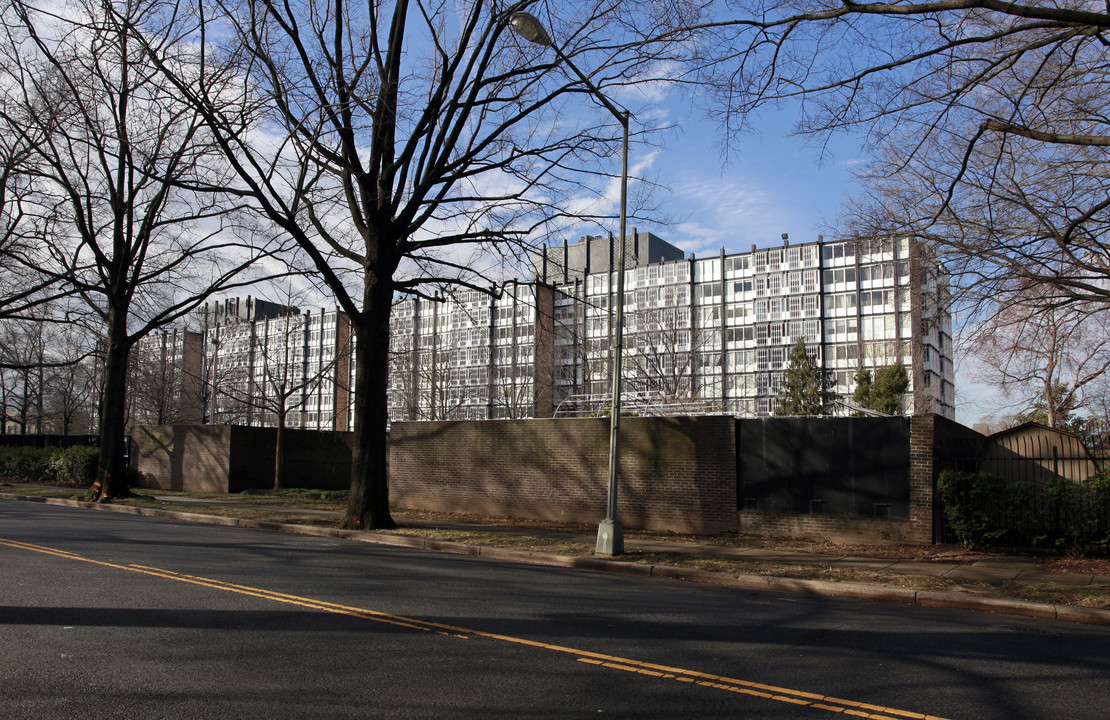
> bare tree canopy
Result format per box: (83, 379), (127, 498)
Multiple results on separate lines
(973, 299), (1110, 429)
(128, 0), (690, 528)
(673, 0), (1110, 315)
(627, 306), (706, 402)
(0, 317), (99, 434)
(0, 0), (280, 497)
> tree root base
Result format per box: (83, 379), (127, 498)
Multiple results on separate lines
(342, 516), (398, 531)
(83, 486), (139, 503)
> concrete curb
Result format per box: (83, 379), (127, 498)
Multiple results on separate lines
(916, 591), (1058, 621)
(4, 492), (1108, 627)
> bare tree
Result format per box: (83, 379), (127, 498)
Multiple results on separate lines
(135, 0), (687, 528)
(1083, 374), (1110, 466)
(130, 328), (206, 426)
(40, 323), (101, 434)
(420, 345), (468, 421)
(0, 367), (10, 434)
(490, 344), (535, 420)
(0, 310), (101, 436)
(384, 297), (461, 421)
(0, 107), (33, 294)
(972, 300), (1110, 429)
(625, 306), (712, 402)
(0, 318), (46, 434)
(47, 356), (99, 435)
(386, 307), (420, 422)
(0, 0), (280, 498)
(671, 1), (1110, 316)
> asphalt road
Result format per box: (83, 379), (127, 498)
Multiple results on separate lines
(2, 499), (1108, 720)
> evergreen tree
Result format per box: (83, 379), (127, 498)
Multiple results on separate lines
(775, 339), (834, 416)
(851, 368), (873, 414)
(870, 363), (910, 415)
(852, 363), (909, 415)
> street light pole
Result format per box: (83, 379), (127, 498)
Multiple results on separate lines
(509, 11), (627, 555)
(599, 115), (629, 556)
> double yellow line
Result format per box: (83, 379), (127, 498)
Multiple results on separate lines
(0, 536), (949, 720)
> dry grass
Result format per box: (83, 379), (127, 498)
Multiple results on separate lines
(1044, 556), (1110, 577)
(1007, 583), (1110, 609)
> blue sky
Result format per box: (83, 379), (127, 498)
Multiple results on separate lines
(557, 97), (864, 257)
(654, 106), (861, 256)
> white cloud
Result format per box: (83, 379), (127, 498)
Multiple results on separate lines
(664, 173), (796, 251)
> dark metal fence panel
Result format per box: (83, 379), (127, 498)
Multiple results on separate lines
(738, 417), (911, 518)
(931, 416), (990, 543)
(0, 434), (99, 448)
(931, 419), (1109, 549)
(932, 416), (987, 474)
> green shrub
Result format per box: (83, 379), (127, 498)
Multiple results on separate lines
(938, 468), (1110, 552)
(0, 445), (99, 485)
(1079, 471), (1110, 549)
(47, 446), (99, 485)
(937, 470), (1009, 548)
(0, 447), (54, 483)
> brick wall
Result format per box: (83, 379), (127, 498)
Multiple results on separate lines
(907, 414), (937, 544)
(736, 512), (926, 544)
(134, 415), (966, 545)
(133, 425), (232, 492)
(388, 416), (738, 534)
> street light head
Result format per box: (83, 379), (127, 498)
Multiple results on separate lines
(508, 11), (552, 47)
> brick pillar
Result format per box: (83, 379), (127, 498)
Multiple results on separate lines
(908, 414), (936, 544)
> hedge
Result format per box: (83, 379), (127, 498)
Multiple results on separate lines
(0, 446), (99, 486)
(938, 469), (1110, 553)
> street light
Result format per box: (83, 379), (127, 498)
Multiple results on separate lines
(509, 11), (628, 556)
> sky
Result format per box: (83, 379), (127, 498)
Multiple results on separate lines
(649, 106), (859, 256)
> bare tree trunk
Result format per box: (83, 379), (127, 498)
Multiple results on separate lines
(19, 369), (28, 435)
(90, 310), (132, 500)
(1045, 383), (1060, 430)
(344, 281), (396, 530)
(273, 416), (285, 490)
(34, 361), (43, 434)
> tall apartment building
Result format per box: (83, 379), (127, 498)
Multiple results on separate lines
(198, 297), (355, 430)
(387, 282), (559, 422)
(534, 233), (953, 418)
(387, 232), (954, 421)
(130, 327), (205, 425)
(133, 232), (954, 429)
